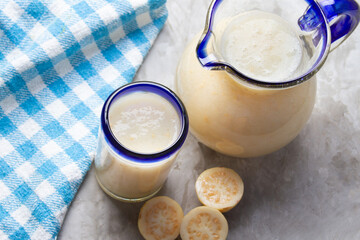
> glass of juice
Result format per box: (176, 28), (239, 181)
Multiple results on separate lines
(94, 81), (189, 202)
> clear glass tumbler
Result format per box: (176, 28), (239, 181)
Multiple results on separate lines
(94, 82), (189, 202)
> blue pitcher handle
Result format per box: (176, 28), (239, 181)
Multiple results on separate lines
(299, 0), (360, 50)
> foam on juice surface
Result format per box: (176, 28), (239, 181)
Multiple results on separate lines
(109, 91), (180, 154)
(221, 11), (303, 82)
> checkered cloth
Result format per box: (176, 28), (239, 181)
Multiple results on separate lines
(0, 0), (167, 239)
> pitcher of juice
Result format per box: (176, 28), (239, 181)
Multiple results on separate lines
(176, 0), (359, 157)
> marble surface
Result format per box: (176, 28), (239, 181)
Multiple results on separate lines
(58, 0), (360, 239)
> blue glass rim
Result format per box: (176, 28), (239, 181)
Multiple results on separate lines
(101, 81), (189, 163)
(196, 0), (331, 89)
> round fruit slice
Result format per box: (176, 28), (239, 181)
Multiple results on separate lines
(180, 206), (228, 240)
(196, 167), (244, 212)
(138, 196), (183, 240)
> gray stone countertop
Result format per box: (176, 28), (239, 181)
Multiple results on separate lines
(58, 0), (360, 239)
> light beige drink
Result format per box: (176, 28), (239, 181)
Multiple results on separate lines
(221, 11), (303, 82)
(109, 92), (180, 153)
(95, 91), (181, 200)
(176, 11), (316, 157)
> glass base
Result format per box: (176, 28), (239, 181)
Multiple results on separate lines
(95, 172), (162, 203)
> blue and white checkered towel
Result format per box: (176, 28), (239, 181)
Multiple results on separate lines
(0, 0), (167, 239)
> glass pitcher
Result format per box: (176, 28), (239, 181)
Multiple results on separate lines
(176, 0), (359, 158)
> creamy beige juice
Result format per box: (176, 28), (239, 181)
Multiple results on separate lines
(109, 92), (180, 153)
(95, 91), (181, 200)
(221, 11), (303, 82)
(176, 11), (316, 157)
